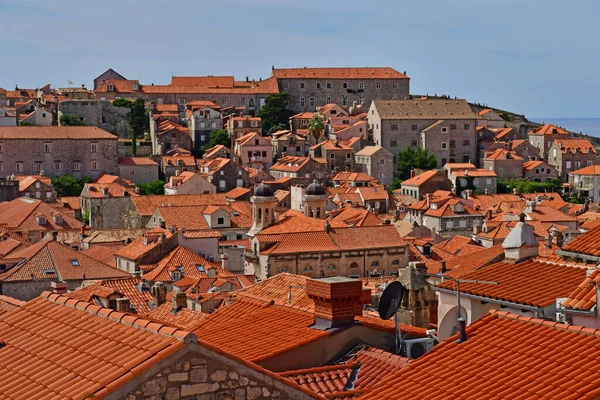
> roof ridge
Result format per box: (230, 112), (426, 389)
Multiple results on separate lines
(279, 362), (358, 376)
(40, 291), (197, 343)
(489, 309), (600, 336)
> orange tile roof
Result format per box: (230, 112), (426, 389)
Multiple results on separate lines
(522, 160), (545, 171)
(484, 148), (523, 160)
(94, 173), (134, 187)
(116, 228), (175, 262)
(452, 169), (497, 177)
(235, 131), (266, 146)
(554, 138), (596, 154)
(327, 206), (382, 228)
(493, 127), (514, 139)
(83, 182), (139, 198)
(0, 291), (192, 399)
(437, 245), (506, 278)
(356, 186), (389, 201)
(153, 103), (179, 112)
(130, 193), (227, 216)
(0, 239), (131, 282)
(0, 197), (82, 233)
(360, 310), (600, 400)
(242, 273), (314, 310)
(142, 246), (224, 282)
(15, 175), (52, 192)
(562, 225), (600, 257)
(0, 126), (116, 140)
(156, 204), (251, 230)
(162, 154), (196, 167)
(69, 277), (155, 315)
(147, 301), (207, 330)
(225, 186), (251, 199)
(81, 245), (119, 266)
(562, 269), (600, 311)
(270, 155), (313, 172)
(400, 169), (439, 187)
(424, 198), (481, 218)
(192, 295), (330, 362)
(529, 123), (570, 135)
(0, 295), (23, 317)
(434, 235), (477, 255)
(272, 67), (408, 79)
(280, 364), (356, 395)
(438, 258), (589, 308)
(118, 157), (158, 166)
(570, 164), (600, 175)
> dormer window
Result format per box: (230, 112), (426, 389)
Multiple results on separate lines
(132, 83), (139, 91)
(35, 215), (46, 225)
(106, 83), (114, 91)
(52, 215), (63, 224)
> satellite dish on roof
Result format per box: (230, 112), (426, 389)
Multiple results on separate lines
(378, 281), (404, 320)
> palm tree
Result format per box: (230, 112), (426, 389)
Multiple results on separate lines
(307, 113), (326, 143)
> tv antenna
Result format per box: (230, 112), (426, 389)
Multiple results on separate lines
(378, 281), (405, 354)
(453, 278), (498, 342)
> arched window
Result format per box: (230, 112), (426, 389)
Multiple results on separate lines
(258, 208), (262, 221)
(318, 270), (325, 277)
(280, 266), (290, 273)
(327, 264), (336, 271)
(392, 260), (400, 266)
(371, 261), (379, 267)
(249, 99), (255, 107)
(350, 262), (359, 269)
(265, 208), (269, 221)
(304, 266), (313, 272)
(172, 270), (181, 281)
(316, 208), (321, 218)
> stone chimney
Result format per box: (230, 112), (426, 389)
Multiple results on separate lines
(524, 200), (536, 213)
(410, 168), (415, 178)
(425, 193), (431, 208)
(502, 215), (539, 262)
(116, 297), (131, 313)
(513, 188), (520, 195)
(51, 281), (68, 295)
(473, 224), (481, 235)
(484, 188), (489, 195)
(151, 282), (167, 307)
(397, 263), (436, 328)
(306, 277), (366, 329)
(221, 253), (229, 271)
(465, 189), (472, 199)
(172, 291), (187, 311)
(551, 227), (564, 247)
(80, 225), (87, 238)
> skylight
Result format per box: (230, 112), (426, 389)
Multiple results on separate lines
(70, 259), (80, 266)
(196, 264), (205, 272)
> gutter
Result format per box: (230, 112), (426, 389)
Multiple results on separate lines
(555, 250), (600, 263)
(435, 287), (543, 314)
(560, 305), (596, 316)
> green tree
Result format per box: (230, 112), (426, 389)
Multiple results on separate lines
(127, 98), (148, 156)
(307, 113), (326, 142)
(81, 209), (90, 225)
(137, 180), (166, 195)
(19, 121), (36, 126)
(496, 178), (563, 194)
(396, 148), (437, 180)
(204, 129), (230, 151)
(59, 114), (87, 126)
(390, 177), (402, 192)
(51, 175), (92, 196)
(257, 93), (294, 135)
(112, 98), (134, 108)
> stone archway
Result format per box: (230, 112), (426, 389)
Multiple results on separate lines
(438, 305), (467, 340)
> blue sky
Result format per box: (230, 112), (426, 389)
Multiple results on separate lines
(0, 0), (598, 118)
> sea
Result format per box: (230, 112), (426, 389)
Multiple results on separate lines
(530, 118), (600, 137)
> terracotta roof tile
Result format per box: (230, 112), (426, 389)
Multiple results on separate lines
(68, 277), (154, 315)
(401, 169), (439, 187)
(529, 124), (570, 136)
(562, 225), (600, 257)
(141, 246), (225, 282)
(118, 157), (158, 166)
(0, 126), (116, 140)
(130, 194), (227, 216)
(272, 67), (408, 79)
(147, 302), (207, 330)
(562, 269), (600, 311)
(0, 197), (82, 233)
(570, 165), (600, 176)
(554, 138), (596, 154)
(0, 295), (24, 317)
(360, 311), (600, 400)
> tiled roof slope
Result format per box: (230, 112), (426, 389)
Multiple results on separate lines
(68, 277), (154, 315)
(280, 364), (355, 396)
(0, 197), (82, 232)
(437, 258), (588, 308)
(142, 246), (224, 282)
(373, 99), (479, 120)
(147, 302), (207, 330)
(0, 126), (116, 140)
(562, 225), (600, 257)
(360, 311), (600, 400)
(243, 273), (313, 310)
(0, 240), (131, 282)
(0, 292), (192, 399)
(130, 194), (227, 216)
(0, 295), (24, 317)
(562, 269), (600, 311)
(272, 67), (408, 79)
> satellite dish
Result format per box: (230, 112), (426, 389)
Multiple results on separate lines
(378, 281), (404, 320)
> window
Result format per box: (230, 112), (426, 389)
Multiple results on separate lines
(53, 162), (61, 172)
(129, 169), (135, 176)
(587, 160), (593, 166)
(106, 83), (114, 91)
(248, 99), (255, 108)
(391, 124), (398, 131)
(359, 82), (364, 89)
(346, 153), (351, 159)
(393, 82), (398, 89)
(309, 97), (315, 107)
(411, 123), (418, 130)
(91, 160), (98, 171)
(463, 139), (470, 146)
(566, 161), (572, 169)
(450, 140), (456, 148)
(446, 220), (454, 229)
(283, 82), (288, 89)
(441, 142), (447, 149)
(237, 121), (244, 128)
(300, 119), (307, 125)
(359, 98), (364, 105)
(441, 127), (448, 133)
(70, 259), (80, 266)
(316, 82), (321, 89)
(343, 82), (348, 89)
(486, 178), (492, 184)
(35, 162), (42, 172)
(300, 82), (305, 89)
(91, 143), (97, 153)
(73, 161), (81, 171)
(342, 97), (348, 106)
(222, 98), (228, 105)
(330, 153), (335, 159)
(514, 167), (519, 174)
(450, 123), (456, 130)
(575, 161), (581, 169)
(376, 82), (381, 89)
(326, 97), (331, 104)
(262, 151), (267, 157)
(459, 220), (467, 228)
(326, 82), (331, 89)
(179, 97), (186, 105)
(499, 167), (504, 173)
(463, 123), (470, 130)
(251, 120), (258, 127)
(217, 217), (224, 225)
(390, 140), (398, 147)
(300, 97), (305, 107)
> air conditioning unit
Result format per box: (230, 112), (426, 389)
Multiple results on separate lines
(401, 338), (435, 359)
(556, 297), (567, 323)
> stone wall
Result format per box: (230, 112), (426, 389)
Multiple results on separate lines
(58, 100), (131, 138)
(0, 179), (19, 202)
(116, 346), (312, 400)
(118, 140), (154, 158)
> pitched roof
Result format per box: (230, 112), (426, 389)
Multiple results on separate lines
(130, 194), (227, 216)
(437, 258), (589, 308)
(562, 225), (600, 257)
(452, 169), (497, 177)
(437, 245), (506, 278)
(242, 273), (314, 310)
(354, 146), (387, 157)
(529, 123), (570, 135)
(0, 239), (131, 282)
(401, 170), (439, 187)
(15, 175), (52, 192)
(82, 182), (139, 198)
(156, 204), (252, 230)
(0, 126), (116, 139)
(360, 310), (600, 400)
(570, 164), (600, 176)
(373, 99), (480, 120)
(270, 156), (313, 172)
(118, 157), (158, 166)
(553, 138), (596, 154)
(0, 197), (82, 232)
(0, 295), (23, 317)
(147, 301), (207, 330)
(562, 269), (600, 311)
(68, 277), (154, 315)
(142, 246), (223, 282)
(272, 67), (408, 79)
(235, 131), (266, 146)
(484, 148), (523, 160)
(0, 291), (192, 399)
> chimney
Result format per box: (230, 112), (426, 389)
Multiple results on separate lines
(484, 188), (489, 195)
(410, 168), (415, 178)
(485, 209), (492, 220)
(306, 277), (366, 329)
(552, 228), (564, 247)
(426, 193), (431, 208)
(473, 224), (480, 235)
(172, 291), (187, 311)
(410, 261), (428, 276)
(465, 189), (472, 199)
(221, 253), (229, 271)
(513, 188), (519, 195)
(546, 234), (552, 248)
(80, 225), (87, 238)
(175, 169), (181, 176)
(116, 297), (131, 313)
(151, 282), (167, 307)
(51, 281), (68, 295)
(456, 317), (468, 343)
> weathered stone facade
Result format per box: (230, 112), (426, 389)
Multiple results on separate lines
(114, 345), (312, 400)
(354, 146), (394, 188)
(58, 100), (131, 138)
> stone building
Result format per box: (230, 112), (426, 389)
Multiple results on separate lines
(368, 99), (480, 167)
(161, 152), (197, 180)
(185, 100), (222, 148)
(548, 138), (597, 179)
(58, 100), (131, 138)
(234, 131), (273, 169)
(523, 160), (558, 182)
(482, 149), (524, 180)
(79, 182), (139, 229)
(93, 67), (127, 89)
(118, 157), (159, 184)
(164, 171), (216, 195)
(269, 155), (329, 184)
(0, 177), (19, 201)
(152, 120), (193, 154)
(0, 126), (118, 179)
(271, 130), (307, 159)
(477, 108), (505, 129)
(15, 174), (57, 202)
(272, 67), (410, 112)
(115, 228), (179, 274)
(198, 158), (249, 192)
(308, 139), (354, 173)
(354, 145), (394, 188)
(527, 124), (570, 161)
(400, 170), (452, 200)
(569, 165), (600, 202)
(244, 183), (409, 280)
(227, 116), (262, 146)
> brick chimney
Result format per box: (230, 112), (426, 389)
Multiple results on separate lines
(116, 297), (131, 312)
(221, 253), (229, 271)
(172, 291), (187, 311)
(51, 281), (68, 295)
(410, 168), (415, 178)
(151, 282), (167, 307)
(306, 277), (366, 329)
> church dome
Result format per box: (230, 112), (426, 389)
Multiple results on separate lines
(254, 182), (274, 197)
(306, 180), (326, 196)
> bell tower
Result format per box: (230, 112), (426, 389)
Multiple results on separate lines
(248, 182), (277, 236)
(303, 180), (327, 219)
